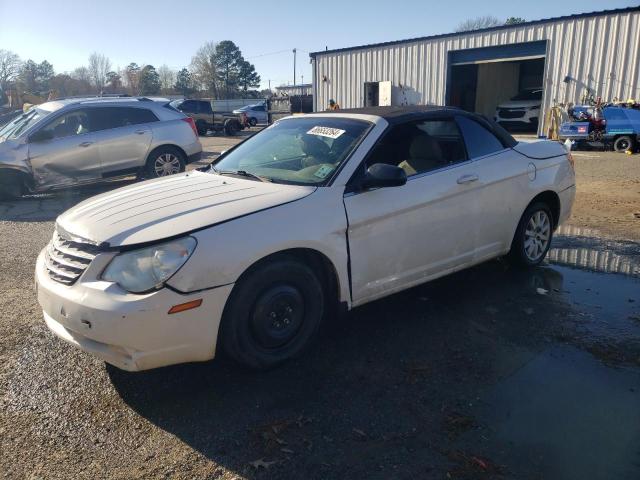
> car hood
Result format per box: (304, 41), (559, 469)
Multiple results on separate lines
(56, 171), (315, 247)
(497, 100), (540, 109)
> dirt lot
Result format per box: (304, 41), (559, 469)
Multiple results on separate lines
(1, 136), (639, 479)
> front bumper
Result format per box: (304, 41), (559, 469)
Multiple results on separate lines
(35, 249), (233, 371)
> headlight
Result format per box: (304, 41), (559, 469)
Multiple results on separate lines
(102, 237), (196, 293)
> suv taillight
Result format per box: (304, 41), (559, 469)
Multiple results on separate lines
(182, 117), (198, 138)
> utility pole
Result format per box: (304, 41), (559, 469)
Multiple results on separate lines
(293, 48), (297, 86)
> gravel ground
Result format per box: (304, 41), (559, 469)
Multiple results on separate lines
(1, 139), (639, 479)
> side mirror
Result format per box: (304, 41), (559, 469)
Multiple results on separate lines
(361, 163), (407, 190)
(29, 129), (53, 143)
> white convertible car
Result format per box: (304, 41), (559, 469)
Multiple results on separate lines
(35, 107), (576, 371)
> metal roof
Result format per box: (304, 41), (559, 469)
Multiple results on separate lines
(309, 6), (640, 58)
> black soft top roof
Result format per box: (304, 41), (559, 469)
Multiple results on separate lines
(317, 105), (518, 148)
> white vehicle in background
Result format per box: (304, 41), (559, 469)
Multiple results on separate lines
(0, 97), (202, 199)
(35, 107), (575, 372)
(495, 88), (543, 131)
(233, 103), (268, 126)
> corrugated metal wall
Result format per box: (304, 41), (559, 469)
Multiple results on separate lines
(312, 9), (640, 132)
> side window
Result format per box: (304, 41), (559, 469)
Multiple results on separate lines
(41, 110), (91, 139)
(180, 101), (196, 113)
(254, 105), (266, 112)
(365, 118), (467, 177)
(121, 107), (158, 125)
(199, 101), (213, 114)
(456, 116), (504, 159)
(89, 107), (158, 131)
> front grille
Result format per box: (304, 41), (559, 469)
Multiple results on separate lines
(45, 232), (100, 285)
(499, 109), (526, 119)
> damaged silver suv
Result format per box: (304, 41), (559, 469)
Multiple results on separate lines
(0, 97), (202, 199)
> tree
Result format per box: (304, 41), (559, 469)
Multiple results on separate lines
(105, 71), (123, 93)
(88, 52), (112, 92)
(157, 64), (175, 93)
(123, 63), (141, 95)
(19, 60), (53, 93)
(214, 40), (243, 98)
(237, 59), (261, 93)
(505, 17), (526, 25)
(37, 61), (54, 92)
(455, 16), (502, 32)
(174, 68), (194, 96)
(0, 50), (22, 90)
(72, 66), (91, 83)
(191, 41), (219, 97)
(138, 65), (161, 95)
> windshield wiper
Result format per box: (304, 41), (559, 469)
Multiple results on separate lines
(211, 167), (271, 182)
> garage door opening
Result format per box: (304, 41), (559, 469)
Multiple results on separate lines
(364, 81), (392, 107)
(447, 41), (547, 133)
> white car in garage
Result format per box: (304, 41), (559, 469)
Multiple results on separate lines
(495, 88), (543, 130)
(35, 107), (575, 371)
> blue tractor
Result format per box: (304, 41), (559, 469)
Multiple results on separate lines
(559, 105), (640, 152)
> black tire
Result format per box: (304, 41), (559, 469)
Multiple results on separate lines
(196, 120), (208, 136)
(0, 170), (26, 200)
(219, 257), (325, 370)
(144, 146), (186, 179)
(249, 117), (258, 127)
(613, 135), (634, 153)
(508, 202), (554, 267)
(224, 120), (240, 136)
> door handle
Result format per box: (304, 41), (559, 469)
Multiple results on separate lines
(134, 130), (146, 135)
(457, 174), (479, 184)
(78, 141), (93, 147)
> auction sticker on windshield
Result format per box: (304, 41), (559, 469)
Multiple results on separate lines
(307, 126), (345, 139)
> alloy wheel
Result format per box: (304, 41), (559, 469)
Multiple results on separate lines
(154, 153), (181, 176)
(524, 210), (551, 262)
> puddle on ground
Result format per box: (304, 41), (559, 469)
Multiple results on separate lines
(464, 231), (640, 479)
(476, 345), (640, 480)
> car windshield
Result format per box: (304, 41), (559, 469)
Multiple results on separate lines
(212, 117), (371, 185)
(0, 107), (51, 140)
(511, 90), (543, 101)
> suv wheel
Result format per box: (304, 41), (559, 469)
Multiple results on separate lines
(0, 170), (26, 200)
(508, 202), (554, 267)
(145, 147), (186, 179)
(219, 257), (325, 370)
(249, 117), (257, 127)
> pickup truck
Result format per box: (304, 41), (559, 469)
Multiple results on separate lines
(169, 99), (245, 136)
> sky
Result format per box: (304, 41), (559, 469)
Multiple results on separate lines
(0, 0), (637, 90)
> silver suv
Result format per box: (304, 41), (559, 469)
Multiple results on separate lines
(0, 97), (202, 198)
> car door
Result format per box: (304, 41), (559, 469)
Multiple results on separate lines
(252, 105), (268, 124)
(343, 117), (482, 305)
(27, 107), (103, 188)
(89, 106), (155, 176)
(454, 115), (526, 258)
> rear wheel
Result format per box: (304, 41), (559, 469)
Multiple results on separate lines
(0, 170), (26, 200)
(613, 135), (634, 153)
(224, 120), (240, 136)
(196, 120), (208, 136)
(219, 257), (324, 370)
(508, 202), (554, 267)
(145, 146), (186, 179)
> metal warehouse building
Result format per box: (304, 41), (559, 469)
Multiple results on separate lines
(309, 6), (640, 135)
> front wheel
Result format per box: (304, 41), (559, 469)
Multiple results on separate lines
(145, 146), (186, 179)
(249, 117), (258, 127)
(219, 257), (325, 370)
(508, 202), (554, 267)
(613, 135), (634, 153)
